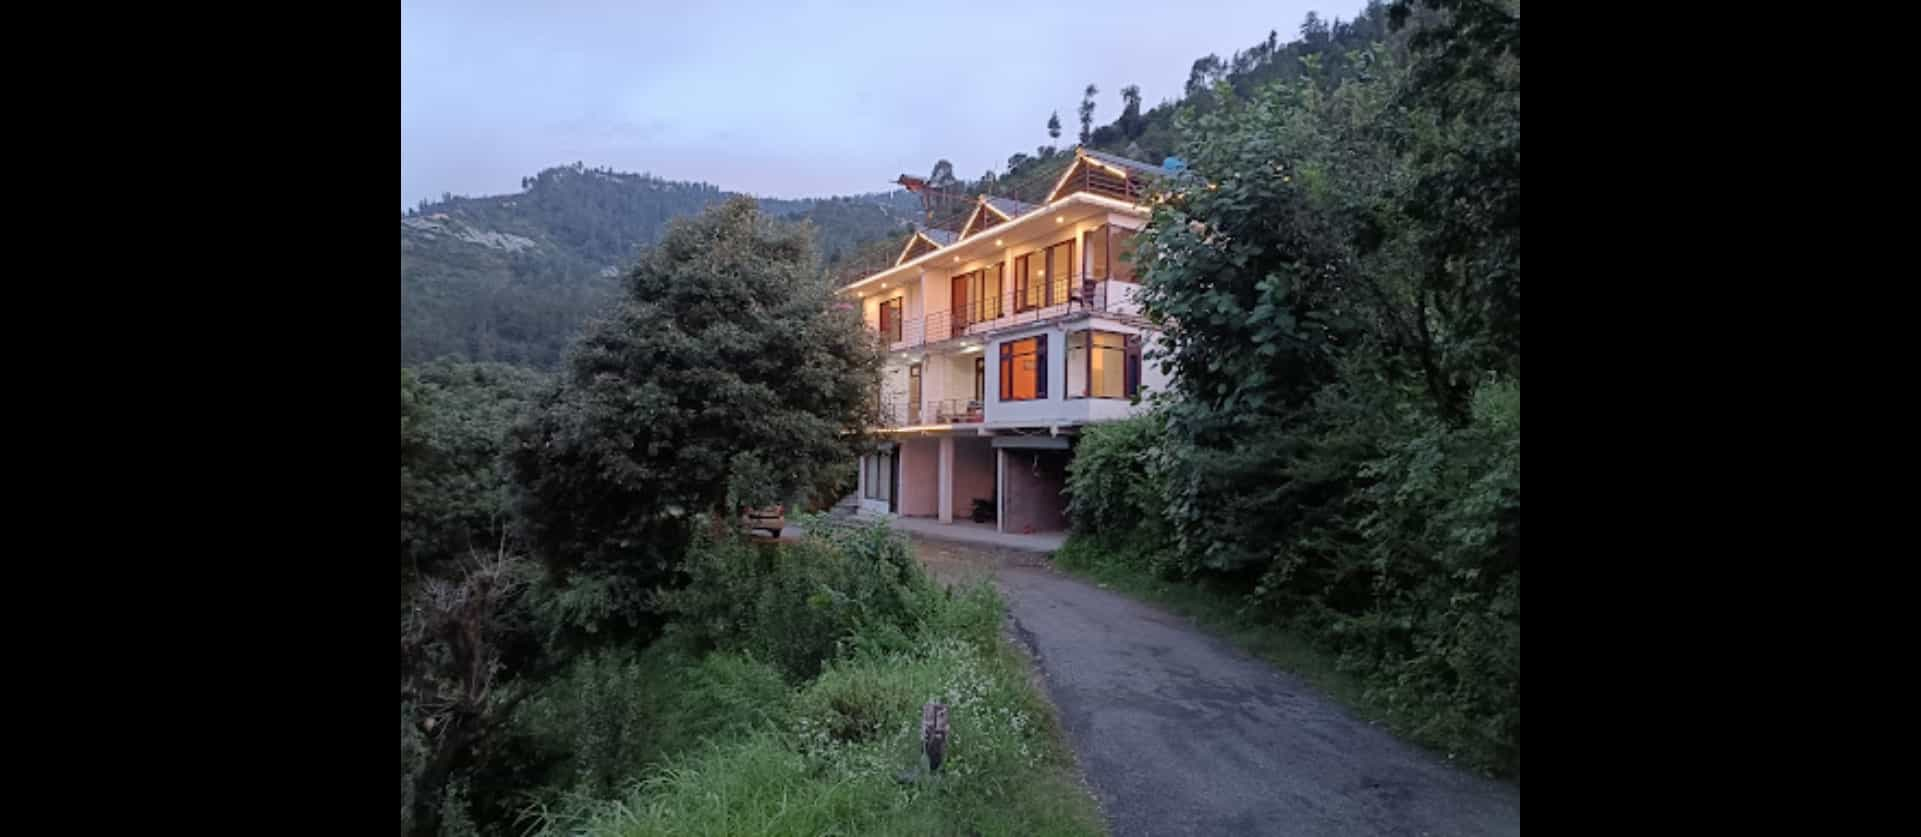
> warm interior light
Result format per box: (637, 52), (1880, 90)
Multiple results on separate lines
(994, 238), (1003, 246)
(953, 255), (960, 262)
(1056, 215), (1064, 223)
(881, 282), (888, 288)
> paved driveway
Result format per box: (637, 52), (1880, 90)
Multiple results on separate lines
(912, 537), (1521, 837)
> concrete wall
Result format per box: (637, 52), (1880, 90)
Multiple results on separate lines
(897, 438), (939, 517)
(1001, 448), (1069, 534)
(951, 437), (996, 521)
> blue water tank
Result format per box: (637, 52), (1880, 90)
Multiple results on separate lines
(1162, 156), (1187, 173)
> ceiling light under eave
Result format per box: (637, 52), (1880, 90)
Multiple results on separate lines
(960, 345), (983, 354)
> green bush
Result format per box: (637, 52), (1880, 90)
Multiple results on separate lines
(516, 645), (791, 803)
(1064, 411), (1173, 550)
(400, 360), (549, 589)
(534, 583), (1103, 837)
(1319, 376), (1519, 771)
(660, 521), (939, 681)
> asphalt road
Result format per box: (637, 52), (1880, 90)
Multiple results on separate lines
(912, 537), (1521, 837)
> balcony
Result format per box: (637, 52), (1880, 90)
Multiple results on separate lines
(868, 276), (1146, 352)
(873, 396), (985, 429)
(929, 398), (985, 424)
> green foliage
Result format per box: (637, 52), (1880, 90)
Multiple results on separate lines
(533, 583), (1102, 837)
(508, 198), (883, 649)
(660, 522), (940, 681)
(1064, 412), (1173, 550)
(515, 646), (791, 803)
(400, 360), (551, 586)
(1089, 2), (1520, 776)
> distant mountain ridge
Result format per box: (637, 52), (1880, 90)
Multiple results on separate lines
(401, 162), (920, 368)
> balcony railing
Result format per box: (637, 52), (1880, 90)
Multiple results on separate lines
(928, 398), (984, 424)
(872, 396), (984, 429)
(869, 276), (1146, 351)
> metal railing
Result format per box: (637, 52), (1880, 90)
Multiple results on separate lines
(867, 276), (1146, 351)
(928, 398), (984, 424)
(871, 396), (984, 428)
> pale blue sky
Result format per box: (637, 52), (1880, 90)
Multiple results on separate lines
(401, 0), (1341, 209)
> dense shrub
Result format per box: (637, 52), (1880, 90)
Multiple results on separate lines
(515, 646), (790, 802)
(400, 360), (549, 588)
(535, 583), (1103, 837)
(1064, 412), (1172, 545)
(659, 519), (940, 681)
(1319, 377), (1518, 769)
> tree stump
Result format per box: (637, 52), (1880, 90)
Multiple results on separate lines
(921, 701), (949, 773)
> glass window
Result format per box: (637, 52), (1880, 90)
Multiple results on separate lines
(1048, 240), (1073, 300)
(1016, 253), (1043, 311)
(1069, 330), (1132, 398)
(1091, 332), (1126, 397)
(998, 336), (1046, 401)
(864, 452), (892, 500)
(1086, 227), (1108, 279)
(879, 297), (902, 342)
(1110, 228), (1139, 282)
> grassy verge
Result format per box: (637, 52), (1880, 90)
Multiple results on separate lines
(1049, 534), (1388, 733)
(529, 582), (1105, 837)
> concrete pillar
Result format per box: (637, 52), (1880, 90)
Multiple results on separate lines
(938, 437), (955, 523)
(996, 448), (1005, 533)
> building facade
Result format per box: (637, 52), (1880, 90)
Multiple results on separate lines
(842, 149), (1171, 534)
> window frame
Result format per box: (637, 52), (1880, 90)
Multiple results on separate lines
(997, 336), (1047, 401)
(1065, 328), (1140, 400)
(1014, 239), (1074, 312)
(879, 296), (903, 343)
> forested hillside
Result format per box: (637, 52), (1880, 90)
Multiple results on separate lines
(400, 165), (917, 367)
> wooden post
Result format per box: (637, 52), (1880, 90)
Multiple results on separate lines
(921, 701), (949, 772)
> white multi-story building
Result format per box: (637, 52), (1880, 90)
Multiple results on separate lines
(842, 148), (1171, 534)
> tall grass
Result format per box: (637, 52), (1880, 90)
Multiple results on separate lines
(524, 533), (1105, 837)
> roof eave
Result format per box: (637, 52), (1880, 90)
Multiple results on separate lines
(841, 191), (1146, 294)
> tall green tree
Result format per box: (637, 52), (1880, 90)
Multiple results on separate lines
(1118, 84), (1143, 139)
(1079, 83), (1099, 144)
(508, 198), (881, 649)
(1047, 111), (1062, 141)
